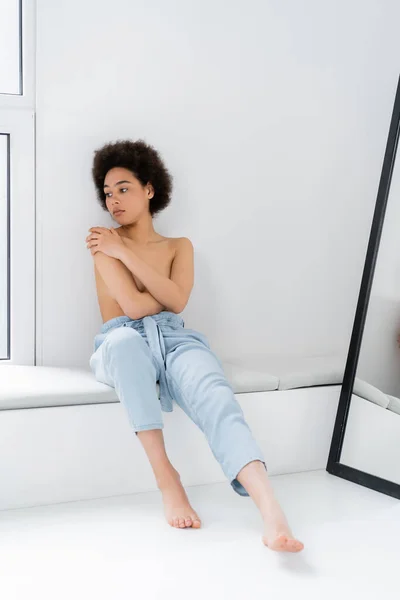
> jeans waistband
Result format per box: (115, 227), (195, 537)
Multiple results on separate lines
(99, 311), (184, 335)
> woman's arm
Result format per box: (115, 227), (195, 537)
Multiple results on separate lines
(93, 252), (164, 319)
(117, 237), (194, 313)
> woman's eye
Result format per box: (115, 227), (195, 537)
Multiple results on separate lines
(105, 192), (112, 198)
(120, 188), (128, 193)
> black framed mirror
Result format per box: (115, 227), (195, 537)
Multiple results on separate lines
(327, 75), (400, 500)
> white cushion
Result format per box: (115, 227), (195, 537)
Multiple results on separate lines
(0, 366), (118, 410)
(0, 363), (279, 411)
(255, 354), (389, 409)
(387, 395), (400, 415)
(353, 378), (390, 409)
(270, 356), (345, 391)
(222, 362), (278, 393)
(259, 352), (389, 409)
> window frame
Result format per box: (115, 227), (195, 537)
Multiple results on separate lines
(0, 0), (35, 109)
(0, 0), (35, 365)
(0, 110), (35, 365)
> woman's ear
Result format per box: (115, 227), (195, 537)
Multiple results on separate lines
(147, 183), (155, 200)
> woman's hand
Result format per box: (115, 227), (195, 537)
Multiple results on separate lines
(86, 227), (126, 259)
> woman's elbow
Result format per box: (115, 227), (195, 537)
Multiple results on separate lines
(120, 297), (143, 321)
(122, 295), (164, 320)
(169, 296), (189, 314)
(123, 307), (142, 321)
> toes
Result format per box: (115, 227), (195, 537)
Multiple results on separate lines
(192, 516), (201, 529)
(262, 534), (287, 551)
(262, 535), (304, 553)
(168, 512), (201, 530)
(274, 535), (288, 551)
(287, 539), (304, 553)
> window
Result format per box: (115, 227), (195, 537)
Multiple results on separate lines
(0, 0), (22, 95)
(0, 134), (10, 358)
(0, 112), (34, 364)
(0, 1), (35, 365)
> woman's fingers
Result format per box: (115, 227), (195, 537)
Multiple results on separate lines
(89, 227), (109, 234)
(86, 228), (106, 253)
(86, 233), (100, 242)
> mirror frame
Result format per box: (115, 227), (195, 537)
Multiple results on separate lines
(327, 75), (400, 499)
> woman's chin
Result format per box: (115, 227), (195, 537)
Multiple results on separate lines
(113, 213), (128, 223)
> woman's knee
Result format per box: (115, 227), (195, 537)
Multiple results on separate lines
(105, 327), (150, 358)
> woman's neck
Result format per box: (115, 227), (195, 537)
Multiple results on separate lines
(120, 214), (161, 244)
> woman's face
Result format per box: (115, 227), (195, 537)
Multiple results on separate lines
(103, 167), (154, 223)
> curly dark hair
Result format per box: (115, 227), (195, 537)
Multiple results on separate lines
(92, 139), (173, 216)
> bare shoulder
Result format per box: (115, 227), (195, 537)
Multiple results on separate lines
(168, 237), (194, 256)
(168, 238), (194, 285)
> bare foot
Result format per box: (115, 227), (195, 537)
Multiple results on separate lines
(158, 469), (201, 529)
(262, 526), (304, 553)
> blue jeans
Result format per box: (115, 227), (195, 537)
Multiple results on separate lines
(89, 311), (266, 496)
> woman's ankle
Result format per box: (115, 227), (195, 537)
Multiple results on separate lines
(156, 464), (180, 491)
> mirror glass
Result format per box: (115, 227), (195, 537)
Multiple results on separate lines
(340, 136), (400, 485)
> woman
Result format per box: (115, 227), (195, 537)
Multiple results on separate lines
(86, 140), (303, 553)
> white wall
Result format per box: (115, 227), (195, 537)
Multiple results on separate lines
(35, 0), (400, 369)
(356, 142), (400, 397)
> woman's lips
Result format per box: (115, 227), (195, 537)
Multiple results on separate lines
(113, 210), (125, 216)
